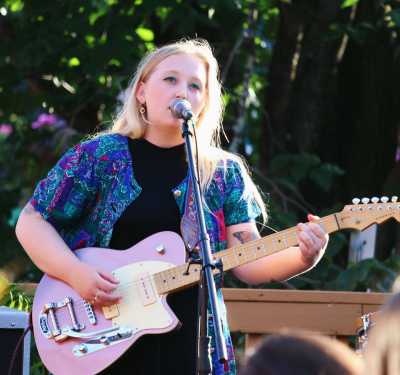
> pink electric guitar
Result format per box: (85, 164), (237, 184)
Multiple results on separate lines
(32, 197), (399, 374)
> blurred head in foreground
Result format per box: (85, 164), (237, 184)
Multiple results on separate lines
(240, 334), (361, 375)
(363, 292), (400, 375)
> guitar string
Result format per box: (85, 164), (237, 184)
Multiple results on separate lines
(52, 218), (340, 319)
(64, 217), (339, 315)
(55, 217), (340, 316)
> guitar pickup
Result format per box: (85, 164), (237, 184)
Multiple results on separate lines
(134, 271), (156, 306)
(102, 304), (119, 320)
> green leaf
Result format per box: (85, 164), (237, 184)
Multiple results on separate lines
(346, 26), (367, 46)
(341, 0), (360, 9)
(270, 154), (293, 171)
(136, 28), (154, 42)
(7, 0), (24, 12)
(274, 174), (299, 192)
(357, 21), (374, 30)
(68, 57), (80, 67)
(357, 258), (376, 282)
(389, 10), (400, 27)
(309, 163), (344, 192)
(336, 268), (359, 291)
(326, 232), (347, 257)
(290, 152), (320, 181)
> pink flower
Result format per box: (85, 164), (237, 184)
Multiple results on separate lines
(0, 124), (12, 135)
(31, 113), (61, 129)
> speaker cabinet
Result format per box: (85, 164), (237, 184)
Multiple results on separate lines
(0, 307), (30, 375)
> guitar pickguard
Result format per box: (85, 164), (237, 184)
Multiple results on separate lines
(111, 261), (178, 333)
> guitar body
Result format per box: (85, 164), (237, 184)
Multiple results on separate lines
(32, 232), (185, 375)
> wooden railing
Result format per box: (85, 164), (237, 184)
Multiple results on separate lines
(221, 288), (389, 360)
(17, 284), (390, 361)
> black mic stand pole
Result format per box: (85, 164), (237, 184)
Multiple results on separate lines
(181, 117), (228, 374)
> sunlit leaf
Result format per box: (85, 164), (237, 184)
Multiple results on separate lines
(68, 57), (80, 67)
(136, 28), (154, 41)
(7, 0), (24, 12)
(341, 0), (360, 9)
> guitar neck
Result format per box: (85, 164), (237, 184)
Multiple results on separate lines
(153, 214), (340, 295)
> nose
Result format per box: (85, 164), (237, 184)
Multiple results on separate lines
(175, 85), (187, 99)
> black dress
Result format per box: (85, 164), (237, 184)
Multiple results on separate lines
(101, 138), (199, 375)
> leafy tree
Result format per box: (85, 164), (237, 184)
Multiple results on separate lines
(1, 0), (399, 294)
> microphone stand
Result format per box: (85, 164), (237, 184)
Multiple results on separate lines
(181, 118), (228, 374)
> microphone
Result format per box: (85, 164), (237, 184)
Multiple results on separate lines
(171, 99), (194, 120)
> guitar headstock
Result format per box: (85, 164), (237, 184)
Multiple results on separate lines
(337, 196), (400, 231)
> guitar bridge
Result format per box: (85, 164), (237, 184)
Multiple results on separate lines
(39, 297), (85, 342)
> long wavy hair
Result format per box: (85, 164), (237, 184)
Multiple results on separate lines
(91, 38), (267, 222)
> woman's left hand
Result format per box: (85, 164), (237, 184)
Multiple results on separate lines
(297, 214), (329, 267)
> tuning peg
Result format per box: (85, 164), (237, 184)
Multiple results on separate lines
(362, 198), (370, 204)
(352, 198), (360, 205)
(392, 196), (398, 203)
(371, 197), (379, 204)
(381, 196), (389, 203)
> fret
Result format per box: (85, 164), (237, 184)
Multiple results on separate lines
(167, 268), (175, 290)
(294, 227), (299, 242)
(179, 265), (186, 286)
(241, 245), (249, 262)
(271, 232), (286, 251)
(172, 267), (180, 287)
(224, 250), (232, 269)
(232, 247), (240, 265)
(250, 242), (257, 259)
(260, 239), (267, 255)
(282, 231), (288, 247)
(271, 234), (278, 252)
(161, 271), (170, 291)
(155, 272), (163, 294)
(319, 218), (325, 231)
(191, 265), (197, 282)
(185, 267), (192, 283)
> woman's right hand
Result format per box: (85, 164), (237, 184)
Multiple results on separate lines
(66, 261), (123, 307)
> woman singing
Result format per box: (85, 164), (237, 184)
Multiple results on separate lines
(15, 39), (329, 375)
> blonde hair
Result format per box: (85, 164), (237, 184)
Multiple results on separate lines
(91, 38), (267, 222)
(363, 292), (400, 375)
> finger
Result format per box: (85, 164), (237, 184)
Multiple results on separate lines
(306, 222), (327, 239)
(298, 221), (326, 240)
(97, 290), (123, 304)
(308, 214), (320, 221)
(97, 277), (121, 294)
(97, 267), (120, 285)
(298, 230), (316, 250)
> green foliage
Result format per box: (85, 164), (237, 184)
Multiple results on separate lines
(0, 279), (45, 375)
(335, 255), (400, 292)
(0, 277), (35, 311)
(269, 152), (345, 193)
(341, 0), (361, 9)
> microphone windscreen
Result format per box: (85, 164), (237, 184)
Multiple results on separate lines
(171, 99), (193, 119)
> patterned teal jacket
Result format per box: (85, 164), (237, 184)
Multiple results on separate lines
(30, 134), (261, 375)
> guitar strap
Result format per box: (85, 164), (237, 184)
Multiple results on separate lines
(180, 172), (200, 260)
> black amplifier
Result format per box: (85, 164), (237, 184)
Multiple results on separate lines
(0, 306), (30, 375)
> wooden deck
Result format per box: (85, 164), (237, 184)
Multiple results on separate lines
(222, 288), (389, 359)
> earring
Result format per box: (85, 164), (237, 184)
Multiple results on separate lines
(140, 105), (146, 114)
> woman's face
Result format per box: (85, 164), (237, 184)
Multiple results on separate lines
(136, 53), (207, 131)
